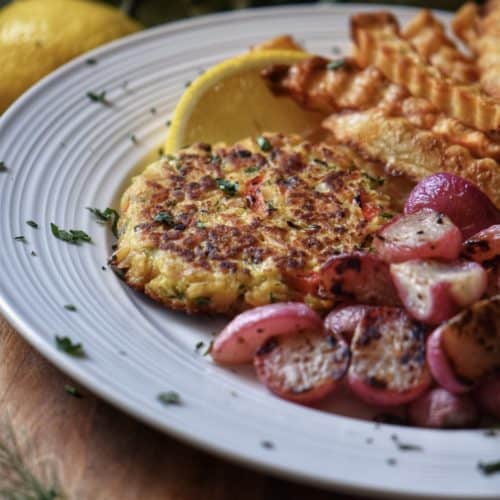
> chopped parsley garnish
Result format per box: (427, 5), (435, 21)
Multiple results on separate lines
(256, 136), (272, 152)
(362, 172), (385, 187)
(184, 81), (191, 88)
(287, 220), (301, 229)
(87, 207), (120, 238)
(85, 58), (97, 65)
(204, 340), (213, 356)
(267, 201), (276, 213)
(63, 304), (77, 312)
(194, 296), (210, 307)
(26, 220), (38, 229)
(13, 236), (27, 243)
(478, 460), (500, 475)
(86, 91), (111, 106)
(50, 223), (92, 244)
(391, 435), (422, 452)
(194, 340), (213, 356)
(245, 166), (261, 174)
(380, 212), (394, 219)
(312, 158), (328, 167)
(31, 251), (37, 257)
(166, 120), (172, 127)
(158, 391), (181, 406)
(195, 221), (206, 229)
(130, 134), (138, 144)
(55, 335), (84, 357)
(216, 178), (238, 196)
(386, 458), (397, 466)
(150, 107), (157, 114)
(261, 440), (275, 450)
(154, 211), (175, 226)
(326, 59), (345, 70)
(0, 161), (7, 172)
(64, 384), (82, 398)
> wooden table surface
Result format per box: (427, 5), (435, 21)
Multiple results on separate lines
(0, 315), (366, 500)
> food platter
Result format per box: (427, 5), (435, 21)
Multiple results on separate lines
(0, 4), (498, 498)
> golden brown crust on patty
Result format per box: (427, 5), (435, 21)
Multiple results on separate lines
(111, 134), (393, 314)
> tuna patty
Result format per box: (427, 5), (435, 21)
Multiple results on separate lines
(111, 133), (392, 314)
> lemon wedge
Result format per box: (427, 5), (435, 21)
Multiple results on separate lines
(0, 0), (141, 114)
(165, 50), (324, 153)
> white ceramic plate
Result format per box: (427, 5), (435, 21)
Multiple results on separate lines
(0, 4), (499, 498)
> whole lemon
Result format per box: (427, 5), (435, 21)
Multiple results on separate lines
(0, 0), (142, 114)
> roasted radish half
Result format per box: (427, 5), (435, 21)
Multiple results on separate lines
(212, 302), (323, 365)
(475, 375), (500, 419)
(404, 173), (500, 240)
(374, 209), (462, 263)
(463, 224), (500, 266)
(324, 305), (373, 343)
(318, 253), (400, 306)
(408, 388), (479, 429)
(438, 295), (500, 383)
(348, 308), (431, 406)
(254, 331), (350, 405)
(426, 326), (473, 394)
(391, 260), (487, 324)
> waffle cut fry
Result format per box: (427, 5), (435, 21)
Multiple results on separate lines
(351, 12), (500, 132)
(324, 110), (500, 207)
(263, 57), (500, 159)
(452, 2), (479, 48)
(402, 10), (478, 84)
(476, 0), (500, 100)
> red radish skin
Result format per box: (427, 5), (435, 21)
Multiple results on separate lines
(408, 388), (479, 428)
(318, 253), (401, 306)
(374, 209), (462, 263)
(254, 331), (350, 405)
(426, 326), (473, 394)
(212, 303), (323, 365)
(476, 376), (500, 419)
(348, 308), (432, 407)
(404, 173), (500, 239)
(463, 224), (500, 265)
(390, 260), (488, 324)
(324, 305), (373, 343)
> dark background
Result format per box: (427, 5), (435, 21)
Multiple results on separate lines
(0, 0), (468, 26)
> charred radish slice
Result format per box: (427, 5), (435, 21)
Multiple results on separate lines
(463, 224), (500, 266)
(348, 308), (431, 407)
(374, 209), (462, 263)
(476, 375), (500, 419)
(324, 305), (373, 343)
(254, 331), (350, 405)
(212, 302), (323, 365)
(426, 326), (473, 394)
(438, 295), (500, 383)
(318, 253), (400, 306)
(405, 173), (500, 239)
(408, 388), (479, 429)
(391, 260), (487, 324)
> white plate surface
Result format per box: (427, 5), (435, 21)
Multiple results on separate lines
(0, 4), (499, 499)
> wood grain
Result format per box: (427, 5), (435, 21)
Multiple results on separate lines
(0, 315), (362, 500)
